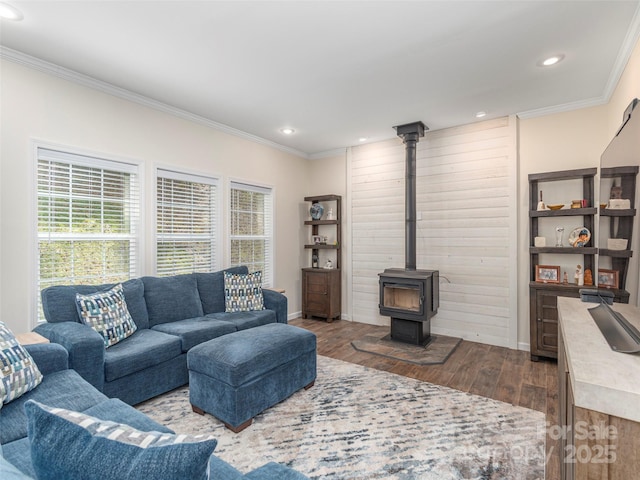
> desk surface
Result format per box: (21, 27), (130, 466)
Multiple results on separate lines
(558, 297), (640, 422)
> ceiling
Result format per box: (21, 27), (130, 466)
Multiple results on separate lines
(1, 1), (640, 157)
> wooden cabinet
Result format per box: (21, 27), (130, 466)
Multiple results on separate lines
(558, 303), (640, 480)
(302, 195), (341, 321)
(529, 168), (597, 361)
(302, 268), (341, 321)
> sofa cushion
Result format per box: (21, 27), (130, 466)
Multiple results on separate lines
(83, 398), (174, 434)
(195, 266), (248, 315)
(206, 310), (276, 331)
(142, 274), (203, 327)
(75, 284), (138, 348)
(1, 322), (43, 406)
(41, 278), (149, 329)
(151, 317), (237, 352)
(26, 400), (217, 480)
(104, 329), (182, 382)
(224, 271), (265, 312)
(0, 369), (107, 445)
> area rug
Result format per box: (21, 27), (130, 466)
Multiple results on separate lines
(137, 356), (545, 480)
(351, 333), (462, 365)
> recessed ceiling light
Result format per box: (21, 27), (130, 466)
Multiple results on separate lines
(280, 127), (295, 135)
(0, 2), (23, 20)
(358, 137), (368, 142)
(539, 54), (565, 67)
(475, 111), (487, 118)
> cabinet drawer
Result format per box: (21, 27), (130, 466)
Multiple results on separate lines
(305, 272), (328, 285)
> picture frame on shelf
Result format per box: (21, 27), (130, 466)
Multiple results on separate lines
(535, 265), (560, 284)
(312, 235), (323, 245)
(597, 269), (619, 289)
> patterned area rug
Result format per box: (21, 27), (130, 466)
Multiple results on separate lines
(351, 333), (462, 365)
(137, 356), (545, 480)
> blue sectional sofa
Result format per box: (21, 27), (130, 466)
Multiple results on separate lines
(0, 343), (308, 479)
(34, 266), (287, 405)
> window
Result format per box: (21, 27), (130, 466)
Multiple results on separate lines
(37, 148), (140, 318)
(156, 169), (219, 276)
(229, 182), (273, 287)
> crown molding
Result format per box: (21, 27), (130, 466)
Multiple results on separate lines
(602, 3), (640, 102)
(0, 47), (310, 159)
(516, 95), (607, 120)
(308, 147), (348, 160)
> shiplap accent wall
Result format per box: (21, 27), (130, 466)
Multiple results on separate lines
(349, 116), (518, 348)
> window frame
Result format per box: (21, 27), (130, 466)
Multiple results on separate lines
(154, 167), (221, 276)
(228, 180), (274, 288)
(33, 143), (143, 323)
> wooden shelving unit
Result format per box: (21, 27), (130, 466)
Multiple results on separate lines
(302, 195), (341, 321)
(528, 168), (597, 361)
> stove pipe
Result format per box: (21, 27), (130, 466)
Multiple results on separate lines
(393, 121), (428, 271)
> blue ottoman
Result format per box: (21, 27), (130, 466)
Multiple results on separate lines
(188, 323), (316, 432)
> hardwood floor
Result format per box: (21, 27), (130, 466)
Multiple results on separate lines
(290, 317), (560, 480)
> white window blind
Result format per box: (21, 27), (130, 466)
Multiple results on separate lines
(156, 169), (219, 276)
(229, 182), (273, 287)
(37, 148), (140, 317)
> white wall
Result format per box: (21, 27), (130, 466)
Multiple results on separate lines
(0, 59), (310, 333)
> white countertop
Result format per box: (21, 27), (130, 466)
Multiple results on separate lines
(558, 297), (640, 422)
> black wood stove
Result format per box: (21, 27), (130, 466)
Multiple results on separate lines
(378, 121), (439, 346)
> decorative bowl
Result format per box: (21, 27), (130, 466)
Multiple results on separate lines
(547, 204), (564, 210)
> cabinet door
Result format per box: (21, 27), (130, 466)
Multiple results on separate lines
(536, 292), (560, 352)
(530, 287), (580, 360)
(303, 271), (329, 316)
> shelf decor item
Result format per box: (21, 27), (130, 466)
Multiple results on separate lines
(568, 227), (591, 247)
(607, 238), (628, 250)
(555, 227), (564, 247)
(310, 202), (324, 220)
(597, 269), (619, 289)
(535, 265), (561, 284)
(536, 190), (546, 211)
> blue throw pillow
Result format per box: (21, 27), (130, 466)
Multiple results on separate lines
(224, 271), (265, 312)
(25, 400), (217, 480)
(0, 322), (43, 406)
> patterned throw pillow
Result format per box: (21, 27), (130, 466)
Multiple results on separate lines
(224, 271), (265, 312)
(75, 284), (137, 348)
(0, 322), (43, 406)
(26, 400), (217, 480)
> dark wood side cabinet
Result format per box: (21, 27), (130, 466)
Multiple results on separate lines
(302, 195), (341, 321)
(529, 168), (597, 361)
(530, 283), (581, 360)
(302, 268), (341, 321)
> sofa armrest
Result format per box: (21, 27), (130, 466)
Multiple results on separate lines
(24, 343), (68, 376)
(34, 322), (105, 391)
(262, 289), (288, 324)
(208, 455), (244, 480)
